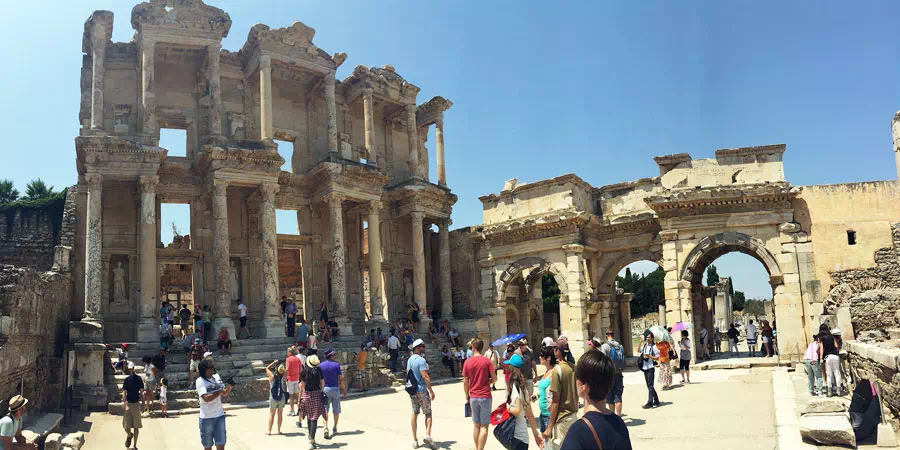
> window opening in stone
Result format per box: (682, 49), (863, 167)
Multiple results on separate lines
(161, 262), (194, 316)
(159, 128), (187, 157)
(274, 139), (293, 172)
(276, 210), (299, 235)
(363, 220), (369, 256)
(160, 203), (191, 249)
(617, 261), (664, 318)
(847, 230), (857, 245)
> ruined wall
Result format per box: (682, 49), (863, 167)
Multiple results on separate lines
(449, 228), (479, 318)
(0, 265), (72, 412)
(480, 175), (593, 225)
(795, 181), (900, 292)
(0, 190), (68, 270)
(596, 178), (660, 222)
(826, 223), (900, 318)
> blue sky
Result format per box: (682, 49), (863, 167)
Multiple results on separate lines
(3, 1), (899, 300)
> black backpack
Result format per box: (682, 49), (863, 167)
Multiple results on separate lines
(404, 368), (419, 396)
(271, 375), (286, 401)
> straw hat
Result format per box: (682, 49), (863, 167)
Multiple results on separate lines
(7, 395), (28, 413)
(307, 354), (321, 367)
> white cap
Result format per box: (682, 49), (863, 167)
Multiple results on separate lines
(411, 338), (425, 349)
(203, 351), (213, 358)
(831, 328), (842, 336)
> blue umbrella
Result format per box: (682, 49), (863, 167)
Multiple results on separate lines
(492, 333), (527, 347)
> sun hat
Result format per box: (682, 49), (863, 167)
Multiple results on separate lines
(307, 354), (321, 367)
(504, 354), (524, 368)
(555, 337), (569, 351)
(7, 395), (28, 413)
(831, 328), (842, 336)
(276, 364), (286, 375)
(412, 338), (425, 349)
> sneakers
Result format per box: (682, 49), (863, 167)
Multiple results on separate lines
(411, 440), (419, 449)
(332, 426), (337, 437)
(424, 436), (434, 448)
(642, 403), (653, 409)
(125, 434), (132, 448)
(288, 410), (296, 417)
(324, 429), (330, 439)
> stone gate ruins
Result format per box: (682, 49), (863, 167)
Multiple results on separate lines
(3, 0), (898, 412)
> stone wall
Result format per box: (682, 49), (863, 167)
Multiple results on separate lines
(449, 228), (479, 319)
(846, 341), (900, 429)
(0, 190), (69, 270)
(0, 264), (73, 412)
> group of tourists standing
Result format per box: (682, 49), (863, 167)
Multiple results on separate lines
(803, 324), (845, 397)
(638, 329), (693, 409)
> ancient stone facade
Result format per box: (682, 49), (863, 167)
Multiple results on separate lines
(458, 142), (900, 362)
(0, 264), (73, 412)
(73, 0), (457, 346)
(0, 191), (70, 271)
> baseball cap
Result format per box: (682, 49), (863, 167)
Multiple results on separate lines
(203, 351), (213, 358)
(504, 353), (524, 368)
(325, 349), (335, 358)
(518, 338), (528, 345)
(555, 337), (569, 351)
(412, 338), (425, 349)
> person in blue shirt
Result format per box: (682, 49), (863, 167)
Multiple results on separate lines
(407, 339), (436, 449)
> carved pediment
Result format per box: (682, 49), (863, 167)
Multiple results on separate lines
(131, 0), (232, 37)
(343, 64), (421, 104)
(240, 22), (336, 70)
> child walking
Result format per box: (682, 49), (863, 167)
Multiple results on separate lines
(159, 377), (168, 418)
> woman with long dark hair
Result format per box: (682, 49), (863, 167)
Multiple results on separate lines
(503, 354), (544, 449)
(818, 324), (841, 396)
(536, 346), (557, 433)
(300, 355), (326, 448)
(639, 332), (660, 409)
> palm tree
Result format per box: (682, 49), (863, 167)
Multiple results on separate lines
(24, 178), (55, 200)
(0, 179), (18, 203)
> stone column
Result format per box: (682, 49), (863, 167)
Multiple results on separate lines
(328, 195), (351, 333)
(435, 115), (447, 186)
(363, 89), (377, 164)
(367, 201), (385, 321)
(211, 180), (236, 338)
(136, 176), (160, 341)
(141, 38), (157, 135)
(259, 55), (274, 140)
(89, 23), (109, 130)
(325, 72), (338, 154)
(410, 211), (430, 330)
(620, 293), (634, 357)
(259, 183), (282, 336)
(207, 43), (222, 136)
(561, 244), (590, 361)
(406, 104), (419, 177)
(438, 218), (453, 320)
(83, 175), (104, 321)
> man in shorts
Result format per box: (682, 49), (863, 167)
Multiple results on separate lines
(189, 338), (205, 383)
(356, 344), (369, 392)
(462, 337), (495, 450)
(408, 339), (436, 449)
(121, 363), (144, 448)
(320, 349), (346, 438)
(599, 329), (625, 416)
(285, 347), (302, 417)
(237, 299), (251, 339)
(296, 318), (310, 351)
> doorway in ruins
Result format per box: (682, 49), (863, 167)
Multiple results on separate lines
(276, 209), (305, 321)
(616, 260), (664, 350)
(680, 239), (779, 360)
(503, 267), (562, 346)
(160, 263), (194, 333)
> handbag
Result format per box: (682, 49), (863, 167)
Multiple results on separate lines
(490, 403), (517, 450)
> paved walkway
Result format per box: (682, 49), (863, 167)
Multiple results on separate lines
(72, 366), (776, 450)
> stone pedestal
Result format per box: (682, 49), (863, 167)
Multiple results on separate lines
(212, 317), (236, 342)
(69, 320), (107, 409)
(136, 318), (160, 343)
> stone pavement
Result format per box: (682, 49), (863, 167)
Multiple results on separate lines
(72, 367), (776, 450)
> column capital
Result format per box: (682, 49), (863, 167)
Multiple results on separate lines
(86, 174), (103, 189)
(259, 183), (279, 201)
(139, 175), (159, 193)
(405, 103), (418, 114)
(438, 217), (451, 230)
(260, 54), (272, 68)
(363, 88), (374, 98)
(562, 243), (584, 255)
(367, 200), (382, 215)
(434, 112), (444, 129)
(326, 193), (344, 208)
(325, 71), (336, 84)
(410, 210), (425, 222)
(212, 180), (229, 196)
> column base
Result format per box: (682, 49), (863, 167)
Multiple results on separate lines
(333, 316), (355, 337)
(212, 317), (237, 342)
(70, 318), (104, 343)
(417, 317), (433, 335)
(260, 317), (286, 338)
(136, 317), (161, 343)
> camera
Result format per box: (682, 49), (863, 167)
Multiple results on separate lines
(222, 375), (236, 386)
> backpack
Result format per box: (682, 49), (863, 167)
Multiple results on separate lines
(490, 403), (517, 450)
(271, 375), (286, 401)
(404, 368), (419, 396)
(159, 325), (169, 338)
(608, 343), (626, 373)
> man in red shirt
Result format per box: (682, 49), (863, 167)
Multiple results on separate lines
(284, 346), (303, 417)
(462, 337), (496, 450)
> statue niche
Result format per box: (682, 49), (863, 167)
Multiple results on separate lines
(109, 255), (129, 304)
(229, 259), (241, 301)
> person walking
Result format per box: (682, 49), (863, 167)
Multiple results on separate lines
(486, 344), (501, 390)
(286, 347), (302, 417)
(196, 359), (233, 450)
(699, 327), (711, 360)
(504, 353), (544, 450)
(639, 332), (661, 409)
(285, 298), (297, 338)
(819, 325), (842, 397)
(746, 320), (758, 356)
(656, 337), (673, 390)
(516, 339), (538, 400)
(713, 327), (722, 353)
(120, 363), (143, 449)
(356, 344), (369, 392)
(462, 337), (496, 450)
(543, 338), (578, 449)
(388, 330), (402, 373)
(599, 329), (625, 416)
(265, 361), (288, 435)
(726, 324), (739, 354)
(537, 346), (557, 433)
(296, 318), (310, 352)
(179, 304), (192, 338)
(301, 355), (326, 448)
(761, 321), (775, 357)
(237, 299), (251, 339)
(803, 334), (824, 396)
(407, 338), (436, 449)
(320, 350), (346, 439)
(679, 330), (692, 384)
(559, 351), (632, 450)
(0, 395), (36, 450)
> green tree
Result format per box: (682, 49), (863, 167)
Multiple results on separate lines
(617, 266), (665, 317)
(742, 299), (767, 316)
(542, 273), (560, 314)
(706, 264), (720, 286)
(24, 178), (55, 200)
(733, 290), (746, 311)
(0, 179), (18, 204)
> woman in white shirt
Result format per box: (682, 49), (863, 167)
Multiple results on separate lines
(504, 354), (543, 449)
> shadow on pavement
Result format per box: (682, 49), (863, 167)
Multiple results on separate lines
(623, 417), (645, 427)
(334, 429), (364, 436)
(433, 440), (458, 449)
(315, 442), (347, 449)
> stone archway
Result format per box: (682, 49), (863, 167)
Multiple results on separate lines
(497, 256), (569, 303)
(680, 232), (781, 284)
(598, 249), (664, 295)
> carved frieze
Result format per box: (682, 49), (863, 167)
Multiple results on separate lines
(644, 182), (796, 218)
(131, 0), (232, 37)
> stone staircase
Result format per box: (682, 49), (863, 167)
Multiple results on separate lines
(103, 332), (462, 414)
